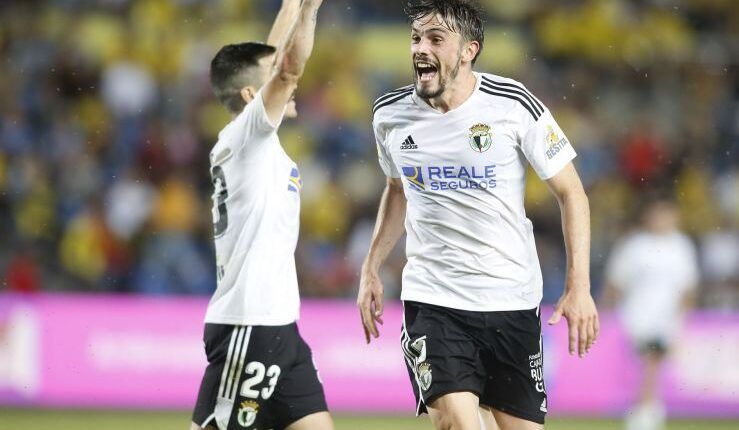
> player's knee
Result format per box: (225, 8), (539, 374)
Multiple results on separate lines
(431, 410), (479, 430)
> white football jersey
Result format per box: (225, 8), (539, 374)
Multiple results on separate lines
(606, 231), (698, 342)
(374, 72), (576, 312)
(204, 91), (301, 326)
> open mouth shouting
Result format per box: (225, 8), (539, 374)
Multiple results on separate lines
(415, 60), (439, 83)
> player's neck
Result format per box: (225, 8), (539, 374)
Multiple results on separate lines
(425, 69), (477, 113)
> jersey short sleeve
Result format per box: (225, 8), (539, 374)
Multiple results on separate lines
(373, 115), (400, 178)
(520, 108), (577, 180)
(230, 89), (286, 153)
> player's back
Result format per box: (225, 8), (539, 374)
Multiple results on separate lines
(205, 91), (302, 326)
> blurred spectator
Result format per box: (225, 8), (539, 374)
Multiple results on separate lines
(4, 248), (41, 293)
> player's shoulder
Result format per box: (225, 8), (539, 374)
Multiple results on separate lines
(672, 232), (697, 252)
(475, 72), (546, 121)
(372, 84), (415, 119)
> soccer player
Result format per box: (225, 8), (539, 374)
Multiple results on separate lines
(604, 199), (698, 430)
(356, 1), (599, 429)
(191, 1), (334, 429)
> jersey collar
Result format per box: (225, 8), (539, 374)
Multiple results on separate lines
(411, 71), (482, 115)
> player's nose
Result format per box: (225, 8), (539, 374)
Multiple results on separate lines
(412, 37), (432, 56)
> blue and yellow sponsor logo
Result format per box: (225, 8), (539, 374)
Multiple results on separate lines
(402, 166), (425, 191)
(545, 125), (569, 160)
(403, 165), (497, 192)
(288, 167), (302, 192)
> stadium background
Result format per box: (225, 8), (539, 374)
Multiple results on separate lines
(0, 0), (737, 428)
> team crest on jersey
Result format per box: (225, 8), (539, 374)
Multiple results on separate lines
(237, 400), (259, 427)
(469, 123), (493, 153)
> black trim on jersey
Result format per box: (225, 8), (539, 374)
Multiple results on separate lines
(373, 89), (413, 114)
(373, 84), (414, 109)
(479, 87), (540, 120)
(481, 76), (544, 114)
(480, 81), (543, 118)
(480, 78), (542, 118)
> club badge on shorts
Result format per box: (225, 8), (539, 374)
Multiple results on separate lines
(417, 362), (433, 391)
(237, 400), (259, 427)
(469, 123), (493, 153)
(410, 337), (433, 391)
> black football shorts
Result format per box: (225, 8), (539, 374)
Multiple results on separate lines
(192, 323), (328, 430)
(401, 301), (547, 424)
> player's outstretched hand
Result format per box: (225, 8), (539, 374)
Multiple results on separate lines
(357, 271), (385, 344)
(548, 288), (599, 358)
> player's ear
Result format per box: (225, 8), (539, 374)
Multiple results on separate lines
(240, 86), (257, 104)
(463, 40), (480, 64)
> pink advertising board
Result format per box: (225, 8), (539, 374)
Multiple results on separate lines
(0, 293), (737, 416)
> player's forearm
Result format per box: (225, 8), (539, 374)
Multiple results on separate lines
(266, 0), (300, 49)
(275, 0), (323, 83)
(362, 180), (407, 275)
(557, 188), (591, 292)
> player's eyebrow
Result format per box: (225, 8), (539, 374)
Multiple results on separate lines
(411, 26), (451, 35)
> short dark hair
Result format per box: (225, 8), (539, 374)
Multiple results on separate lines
(404, 0), (485, 64)
(210, 42), (277, 113)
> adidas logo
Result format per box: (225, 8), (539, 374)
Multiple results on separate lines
(540, 398), (547, 413)
(400, 135), (418, 150)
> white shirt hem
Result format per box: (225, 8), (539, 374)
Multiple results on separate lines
(204, 314), (299, 327)
(401, 291), (540, 312)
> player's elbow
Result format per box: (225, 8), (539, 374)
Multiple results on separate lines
(276, 55), (305, 85)
(387, 178), (404, 193)
(276, 68), (302, 86)
(557, 183), (588, 207)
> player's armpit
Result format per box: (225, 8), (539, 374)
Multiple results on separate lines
(262, 0), (323, 125)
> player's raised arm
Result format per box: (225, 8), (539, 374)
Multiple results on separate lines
(358, 177), (407, 344)
(262, 0), (323, 125)
(267, 0), (300, 49)
(545, 163), (599, 357)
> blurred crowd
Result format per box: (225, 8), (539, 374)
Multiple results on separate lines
(0, 0), (737, 307)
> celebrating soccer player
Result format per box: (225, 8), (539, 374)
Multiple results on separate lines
(191, 1), (334, 430)
(357, 1), (599, 429)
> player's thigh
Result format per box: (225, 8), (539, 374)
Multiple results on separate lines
(284, 411), (333, 430)
(223, 325), (297, 429)
(489, 408), (544, 430)
(192, 324), (242, 430)
(480, 308), (547, 426)
(427, 391), (482, 430)
(270, 327), (330, 430)
(402, 301), (486, 415)
(478, 406), (501, 430)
